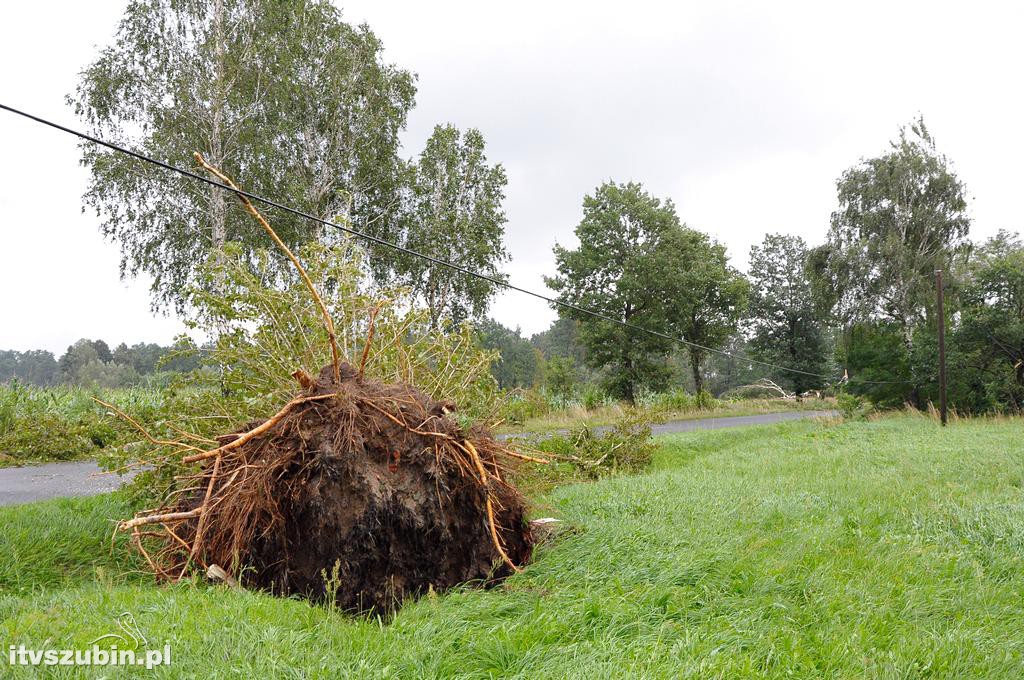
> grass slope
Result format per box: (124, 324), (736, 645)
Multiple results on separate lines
(2, 415), (1024, 678)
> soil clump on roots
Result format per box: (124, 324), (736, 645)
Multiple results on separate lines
(115, 154), (537, 614)
(124, 362), (533, 613)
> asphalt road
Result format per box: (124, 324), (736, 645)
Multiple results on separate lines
(0, 410), (835, 507)
(499, 409), (837, 440)
(0, 461), (139, 507)
(648, 409), (836, 436)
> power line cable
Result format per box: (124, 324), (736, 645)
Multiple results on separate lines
(0, 101), (909, 386)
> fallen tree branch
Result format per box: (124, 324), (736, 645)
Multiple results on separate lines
(194, 152), (341, 384)
(120, 509), (202, 531)
(500, 449), (550, 464)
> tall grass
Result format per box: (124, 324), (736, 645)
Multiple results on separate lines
(0, 492), (142, 594)
(0, 381), (171, 464)
(2, 416), (1024, 677)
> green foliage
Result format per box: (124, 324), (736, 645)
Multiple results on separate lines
(0, 349), (59, 386)
(544, 355), (579, 398)
(396, 125), (510, 327)
(0, 382), (171, 463)
(953, 230), (1024, 411)
(70, 0), (415, 311)
(536, 409), (656, 479)
(57, 339), (151, 388)
(811, 117), (970, 402)
(840, 223), (1024, 416)
(837, 391), (872, 420)
(0, 381), (18, 437)
(75, 359), (140, 389)
(841, 322), (912, 408)
(638, 387), (696, 412)
(0, 340), (200, 390)
(695, 389), (719, 409)
(530, 316), (587, 367)
(548, 182), (744, 402)
(747, 233), (830, 394)
(659, 228), (749, 395)
(501, 390), (552, 427)
(580, 384), (609, 411)
(477, 318), (542, 390)
(182, 240), (499, 416)
(702, 334), (769, 395)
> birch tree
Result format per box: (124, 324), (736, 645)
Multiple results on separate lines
(70, 0), (415, 310)
(811, 117), (971, 346)
(398, 124), (509, 328)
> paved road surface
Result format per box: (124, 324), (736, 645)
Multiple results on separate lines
(0, 410), (834, 507)
(0, 461), (140, 507)
(499, 409), (837, 440)
(649, 409), (835, 436)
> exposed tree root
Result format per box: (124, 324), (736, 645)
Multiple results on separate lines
(461, 439), (521, 573)
(117, 363), (534, 612)
(109, 157), (538, 614)
(181, 393), (338, 464)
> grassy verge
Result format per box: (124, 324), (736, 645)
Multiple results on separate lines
(496, 396), (834, 434)
(3, 415), (1024, 677)
(0, 493), (142, 596)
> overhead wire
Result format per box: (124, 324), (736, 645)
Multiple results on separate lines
(0, 102), (911, 386)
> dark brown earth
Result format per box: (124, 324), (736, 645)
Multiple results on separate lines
(158, 362), (532, 613)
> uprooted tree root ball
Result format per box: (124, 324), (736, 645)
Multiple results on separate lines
(119, 363), (537, 613)
(111, 155), (544, 613)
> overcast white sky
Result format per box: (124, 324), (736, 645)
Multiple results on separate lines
(1, 1), (1021, 354)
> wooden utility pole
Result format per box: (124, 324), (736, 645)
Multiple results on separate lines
(935, 269), (948, 426)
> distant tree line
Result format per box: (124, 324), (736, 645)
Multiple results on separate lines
(1, 339), (205, 388)
(479, 117), (1022, 414)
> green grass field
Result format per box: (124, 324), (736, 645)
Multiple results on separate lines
(3, 414), (1024, 677)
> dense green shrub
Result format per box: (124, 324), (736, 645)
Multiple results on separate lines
(537, 409), (656, 479)
(502, 390), (552, 426)
(639, 387), (697, 412)
(0, 382), (173, 463)
(837, 391), (873, 420)
(580, 384), (609, 411)
(695, 389), (719, 409)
